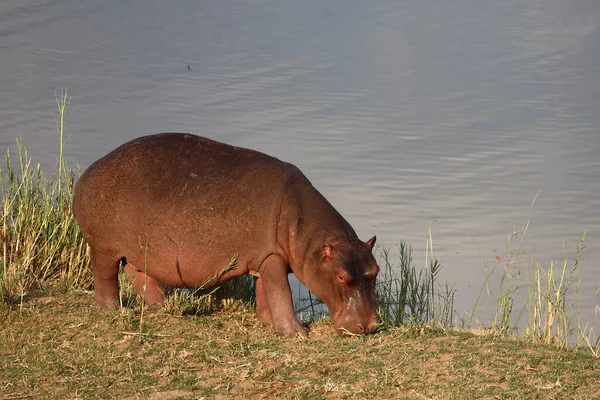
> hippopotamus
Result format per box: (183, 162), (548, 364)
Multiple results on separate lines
(73, 133), (380, 336)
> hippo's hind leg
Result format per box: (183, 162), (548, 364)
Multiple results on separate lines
(123, 263), (165, 308)
(90, 248), (121, 309)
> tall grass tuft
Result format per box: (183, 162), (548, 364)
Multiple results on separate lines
(525, 231), (597, 350)
(477, 227), (596, 351)
(0, 90), (91, 306)
(470, 192), (598, 353)
(376, 233), (455, 327)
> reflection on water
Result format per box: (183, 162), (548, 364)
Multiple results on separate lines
(1, 0), (599, 328)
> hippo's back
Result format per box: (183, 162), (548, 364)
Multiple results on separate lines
(73, 133), (303, 286)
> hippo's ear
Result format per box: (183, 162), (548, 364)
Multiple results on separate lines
(321, 243), (335, 262)
(366, 236), (376, 250)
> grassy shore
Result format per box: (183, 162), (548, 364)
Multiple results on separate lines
(1, 94), (599, 398)
(1, 290), (598, 400)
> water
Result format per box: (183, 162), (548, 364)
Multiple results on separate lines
(1, 0), (599, 332)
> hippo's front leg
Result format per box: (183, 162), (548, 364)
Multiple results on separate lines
(257, 254), (307, 337)
(254, 277), (273, 327)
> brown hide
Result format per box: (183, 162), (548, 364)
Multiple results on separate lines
(73, 133), (379, 336)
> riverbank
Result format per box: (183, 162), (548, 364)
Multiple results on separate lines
(1, 289), (598, 400)
(1, 97), (599, 398)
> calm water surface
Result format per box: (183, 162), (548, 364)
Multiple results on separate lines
(1, 0), (599, 330)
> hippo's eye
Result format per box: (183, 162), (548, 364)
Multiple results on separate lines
(336, 271), (352, 286)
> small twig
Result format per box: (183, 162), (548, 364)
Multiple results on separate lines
(337, 327), (362, 337)
(119, 332), (171, 337)
(1, 395), (33, 400)
(410, 390), (433, 400)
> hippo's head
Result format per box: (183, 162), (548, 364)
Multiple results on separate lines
(305, 236), (380, 336)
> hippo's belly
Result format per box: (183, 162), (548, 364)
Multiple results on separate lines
(109, 196), (278, 288)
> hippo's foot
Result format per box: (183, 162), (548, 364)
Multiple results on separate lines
(95, 292), (120, 310)
(257, 307), (307, 337)
(124, 263), (165, 308)
(255, 255), (308, 337)
(91, 250), (121, 309)
(94, 277), (120, 309)
(273, 320), (307, 337)
(257, 303), (307, 337)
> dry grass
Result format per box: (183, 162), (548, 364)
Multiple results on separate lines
(1, 90), (91, 307)
(469, 193), (599, 353)
(1, 290), (598, 400)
